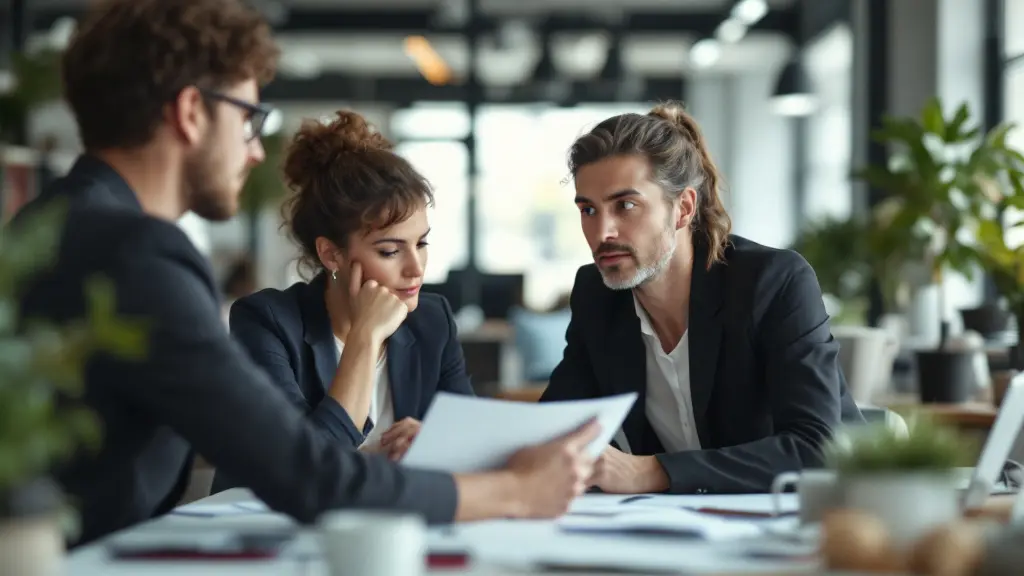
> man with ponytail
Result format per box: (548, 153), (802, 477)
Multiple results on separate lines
(541, 101), (862, 495)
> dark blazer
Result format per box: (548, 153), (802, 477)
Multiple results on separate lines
(211, 276), (472, 492)
(11, 156), (457, 547)
(540, 234), (863, 495)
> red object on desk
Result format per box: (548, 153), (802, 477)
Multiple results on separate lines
(691, 507), (782, 518)
(427, 552), (471, 569)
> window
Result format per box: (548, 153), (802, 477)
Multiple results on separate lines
(1002, 63), (1024, 249)
(801, 25), (853, 222)
(1005, 0), (1024, 58)
(473, 103), (646, 308)
(394, 140), (469, 283)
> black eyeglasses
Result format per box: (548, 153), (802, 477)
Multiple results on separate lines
(200, 89), (280, 142)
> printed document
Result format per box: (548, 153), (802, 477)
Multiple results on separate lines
(401, 392), (637, 473)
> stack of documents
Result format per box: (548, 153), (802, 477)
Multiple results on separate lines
(402, 392), (637, 473)
(559, 507), (764, 541)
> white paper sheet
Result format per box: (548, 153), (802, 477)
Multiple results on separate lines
(400, 392), (638, 473)
(170, 502), (268, 518)
(558, 507), (764, 540)
(620, 493), (800, 516)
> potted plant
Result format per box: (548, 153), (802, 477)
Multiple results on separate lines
(855, 98), (1008, 403)
(240, 131), (286, 257)
(0, 201), (147, 575)
(790, 215), (874, 325)
(959, 125), (1024, 374)
(0, 49), (62, 144)
(827, 415), (974, 550)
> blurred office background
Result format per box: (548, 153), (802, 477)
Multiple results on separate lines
(2, 0), (1023, 406)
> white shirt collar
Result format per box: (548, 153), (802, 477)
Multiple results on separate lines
(632, 292), (656, 337)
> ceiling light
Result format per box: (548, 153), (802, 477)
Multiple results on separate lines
(770, 59), (818, 116)
(731, 0), (769, 25)
(689, 39), (721, 68)
(714, 18), (747, 43)
(404, 36), (453, 86)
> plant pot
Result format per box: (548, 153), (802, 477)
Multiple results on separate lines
(960, 303), (1012, 337)
(915, 349), (976, 403)
(0, 478), (66, 576)
(840, 471), (960, 549)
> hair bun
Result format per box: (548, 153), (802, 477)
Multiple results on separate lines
(649, 101), (687, 125)
(283, 110), (393, 192)
(649, 100), (703, 142)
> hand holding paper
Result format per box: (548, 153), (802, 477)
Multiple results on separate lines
(400, 392), (638, 473)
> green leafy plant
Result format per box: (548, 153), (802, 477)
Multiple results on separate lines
(826, 415), (974, 473)
(790, 216), (874, 324)
(0, 49), (63, 142)
(0, 201), (148, 497)
(240, 132), (287, 217)
(854, 98), (1023, 337)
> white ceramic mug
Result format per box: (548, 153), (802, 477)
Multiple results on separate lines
(771, 469), (840, 524)
(318, 511), (426, 576)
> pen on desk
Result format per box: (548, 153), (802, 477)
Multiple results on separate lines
(618, 495), (653, 504)
(688, 506), (797, 519)
(689, 507), (772, 518)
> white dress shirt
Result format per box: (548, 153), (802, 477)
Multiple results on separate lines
(334, 337), (394, 450)
(633, 294), (702, 453)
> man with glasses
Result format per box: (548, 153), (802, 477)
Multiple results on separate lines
(12, 0), (598, 547)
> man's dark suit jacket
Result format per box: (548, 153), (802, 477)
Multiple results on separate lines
(12, 156), (457, 547)
(211, 277), (473, 492)
(540, 234), (863, 495)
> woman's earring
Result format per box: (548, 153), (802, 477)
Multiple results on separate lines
(331, 269), (338, 282)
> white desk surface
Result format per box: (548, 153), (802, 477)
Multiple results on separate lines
(65, 490), (832, 576)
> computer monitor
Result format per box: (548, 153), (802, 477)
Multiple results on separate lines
(962, 374), (1024, 509)
(430, 269), (525, 319)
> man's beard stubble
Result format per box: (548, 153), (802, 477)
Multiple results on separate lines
(598, 229), (677, 291)
(184, 139), (244, 222)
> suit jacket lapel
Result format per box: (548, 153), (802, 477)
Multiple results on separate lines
(688, 237), (726, 446)
(603, 290), (658, 453)
(300, 273), (339, 393)
(386, 325), (419, 420)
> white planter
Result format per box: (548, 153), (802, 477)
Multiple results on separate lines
(0, 514), (64, 576)
(841, 472), (960, 549)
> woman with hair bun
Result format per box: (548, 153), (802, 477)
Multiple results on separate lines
(213, 110), (472, 493)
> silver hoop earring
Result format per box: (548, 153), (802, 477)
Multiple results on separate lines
(331, 269), (338, 282)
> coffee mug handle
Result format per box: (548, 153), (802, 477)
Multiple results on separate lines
(770, 471), (801, 517)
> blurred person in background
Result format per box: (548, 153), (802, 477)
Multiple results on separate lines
(220, 255), (256, 323)
(541, 101), (862, 496)
(212, 110), (475, 493)
(11, 0), (598, 547)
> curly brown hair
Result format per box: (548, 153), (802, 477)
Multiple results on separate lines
(567, 101), (732, 270)
(62, 0), (279, 151)
(281, 111), (435, 277)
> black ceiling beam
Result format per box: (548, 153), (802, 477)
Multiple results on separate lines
(797, 0), (851, 43)
(261, 74), (686, 106)
(31, 7), (798, 38)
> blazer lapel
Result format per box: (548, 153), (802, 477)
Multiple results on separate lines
(300, 273), (339, 392)
(603, 290), (656, 453)
(386, 325), (420, 420)
(688, 238), (726, 446)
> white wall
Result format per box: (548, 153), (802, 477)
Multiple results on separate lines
(689, 69), (797, 249)
(690, 70), (796, 249)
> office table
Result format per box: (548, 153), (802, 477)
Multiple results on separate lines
(66, 489), (823, 575)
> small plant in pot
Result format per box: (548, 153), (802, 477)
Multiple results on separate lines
(856, 98), (1011, 403)
(790, 215), (874, 325)
(826, 415), (974, 550)
(0, 202), (147, 575)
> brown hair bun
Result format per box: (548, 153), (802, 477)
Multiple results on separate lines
(283, 110), (392, 193)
